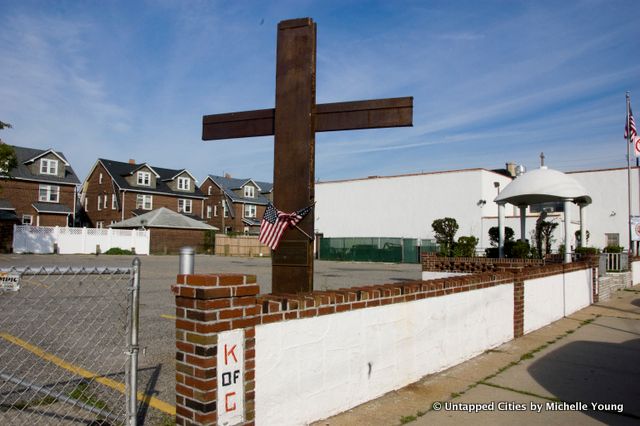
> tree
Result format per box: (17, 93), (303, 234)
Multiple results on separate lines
(488, 226), (514, 246)
(0, 122), (17, 180)
(534, 220), (558, 257)
(431, 217), (459, 256)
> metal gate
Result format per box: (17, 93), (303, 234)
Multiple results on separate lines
(0, 259), (140, 425)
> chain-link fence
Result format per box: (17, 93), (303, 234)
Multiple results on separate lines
(0, 260), (140, 425)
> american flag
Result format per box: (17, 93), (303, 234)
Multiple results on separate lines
(258, 203), (313, 250)
(626, 105), (639, 156)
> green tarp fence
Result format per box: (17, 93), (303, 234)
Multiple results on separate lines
(319, 237), (438, 264)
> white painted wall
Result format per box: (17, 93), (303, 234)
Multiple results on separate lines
(524, 269), (593, 334)
(254, 284), (514, 426)
(632, 260), (640, 285)
(523, 276), (565, 334)
(563, 268), (593, 315)
(567, 168), (639, 250)
(316, 166), (638, 253)
(421, 271), (468, 280)
(315, 169), (512, 247)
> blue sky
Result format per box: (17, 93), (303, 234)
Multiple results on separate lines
(0, 0), (638, 184)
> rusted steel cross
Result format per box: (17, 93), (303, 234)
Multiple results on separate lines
(202, 17), (413, 294)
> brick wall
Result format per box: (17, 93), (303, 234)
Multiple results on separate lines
(174, 262), (596, 425)
(0, 179), (74, 226)
(422, 253), (545, 273)
(150, 228), (209, 254)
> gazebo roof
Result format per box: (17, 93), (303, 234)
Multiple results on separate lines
(494, 166), (592, 206)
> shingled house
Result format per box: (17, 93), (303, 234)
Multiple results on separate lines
(0, 144), (80, 227)
(199, 174), (273, 234)
(81, 159), (206, 228)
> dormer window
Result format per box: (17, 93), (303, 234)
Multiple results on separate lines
(137, 171), (151, 186)
(244, 186), (255, 198)
(40, 159), (58, 175)
(178, 177), (190, 191)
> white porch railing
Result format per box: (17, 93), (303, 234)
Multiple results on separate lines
(12, 225), (150, 255)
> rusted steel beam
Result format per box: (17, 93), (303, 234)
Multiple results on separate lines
(315, 96), (413, 132)
(202, 108), (274, 140)
(202, 97), (413, 141)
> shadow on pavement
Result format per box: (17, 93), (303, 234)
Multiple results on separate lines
(528, 338), (640, 421)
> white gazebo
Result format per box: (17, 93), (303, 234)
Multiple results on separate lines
(494, 166), (592, 263)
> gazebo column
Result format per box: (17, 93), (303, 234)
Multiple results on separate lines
(564, 198), (572, 263)
(579, 203), (586, 247)
(498, 202), (506, 258)
(519, 204), (527, 242)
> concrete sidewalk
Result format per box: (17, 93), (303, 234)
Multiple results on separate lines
(314, 286), (640, 426)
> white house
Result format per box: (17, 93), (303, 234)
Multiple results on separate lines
(314, 164), (640, 253)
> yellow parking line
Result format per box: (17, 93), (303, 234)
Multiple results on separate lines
(160, 314), (176, 320)
(0, 332), (175, 416)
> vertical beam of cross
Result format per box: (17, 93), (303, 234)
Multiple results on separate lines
(272, 18), (316, 293)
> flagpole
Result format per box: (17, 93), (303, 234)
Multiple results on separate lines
(627, 92), (633, 255)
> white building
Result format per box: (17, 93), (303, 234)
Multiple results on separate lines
(314, 165), (640, 252)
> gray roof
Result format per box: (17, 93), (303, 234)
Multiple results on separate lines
(242, 218), (261, 227)
(208, 175), (272, 205)
(7, 145), (80, 185)
(32, 203), (73, 214)
(0, 210), (19, 221)
(0, 199), (15, 210)
(110, 207), (218, 230)
(99, 159), (205, 198)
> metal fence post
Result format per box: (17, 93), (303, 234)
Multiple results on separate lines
(179, 246), (195, 275)
(128, 257), (141, 426)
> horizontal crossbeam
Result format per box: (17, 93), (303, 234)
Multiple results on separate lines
(202, 96), (413, 140)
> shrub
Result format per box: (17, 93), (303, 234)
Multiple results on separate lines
(105, 247), (133, 255)
(575, 246), (600, 255)
(603, 245), (623, 254)
(510, 240), (530, 259)
(453, 236), (478, 257)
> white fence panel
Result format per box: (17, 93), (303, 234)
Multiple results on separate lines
(12, 225), (150, 255)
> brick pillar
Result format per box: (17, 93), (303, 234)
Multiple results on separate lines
(173, 273), (260, 426)
(513, 278), (524, 338)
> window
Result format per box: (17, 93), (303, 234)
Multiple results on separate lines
(244, 185), (255, 198)
(85, 198), (89, 212)
(208, 186), (212, 195)
(530, 201), (564, 213)
(39, 185), (60, 203)
(96, 221), (104, 229)
(103, 194), (108, 209)
(178, 199), (192, 213)
(110, 220), (117, 225)
(214, 205), (218, 217)
(99, 173), (103, 184)
(177, 177), (190, 191)
(223, 203), (229, 217)
(244, 204), (257, 218)
(137, 171), (151, 186)
(136, 194), (153, 210)
(97, 196), (102, 211)
(244, 226), (249, 235)
(605, 233), (620, 247)
(40, 158), (58, 175)
(206, 205), (212, 218)
(22, 215), (32, 225)
(112, 194), (117, 210)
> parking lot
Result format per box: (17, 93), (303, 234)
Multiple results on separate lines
(0, 254), (421, 423)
